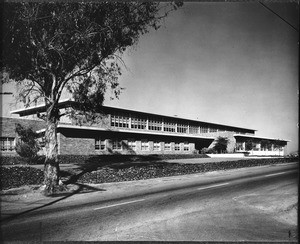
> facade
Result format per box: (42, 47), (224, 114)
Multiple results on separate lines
(0, 117), (45, 155)
(2, 101), (289, 156)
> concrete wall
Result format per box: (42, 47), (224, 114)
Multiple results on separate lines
(248, 150), (285, 156)
(206, 131), (236, 153)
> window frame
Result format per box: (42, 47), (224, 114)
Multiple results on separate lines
(141, 140), (149, 151)
(0, 137), (15, 151)
(95, 138), (106, 150)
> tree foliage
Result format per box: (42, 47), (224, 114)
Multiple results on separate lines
(1, 2), (182, 117)
(245, 139), (256, 151)
(15, 123), (40, 159)
(260, 139), (272, 150)
(1, 2), (182, 194)
(273, 140), (286, 150)
(213, 136), (229, 154)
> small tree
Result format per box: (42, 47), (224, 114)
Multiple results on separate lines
(260, 139), (271, 151)
(245, 139), (255, 151)
(15, 123), (40, 161)
(273, 140), (286, 151)
(213, 137), (229, 154)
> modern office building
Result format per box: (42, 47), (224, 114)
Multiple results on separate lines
(1, 100), (288, 156)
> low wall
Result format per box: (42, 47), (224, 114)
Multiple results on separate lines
(248, 151), (284, 156)
(207, 153), (246, 158)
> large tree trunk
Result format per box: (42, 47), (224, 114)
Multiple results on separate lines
(43, 114), (60, 195)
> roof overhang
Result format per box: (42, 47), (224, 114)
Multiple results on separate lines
(10, 99), (74, 117)
(37, 124), (215, 140)
(234, 134), (290, 142)
(11, 100), (256, 133)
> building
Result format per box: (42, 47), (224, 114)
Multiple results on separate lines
(0, 117), (45, 155)
(2, 100), (289, 156)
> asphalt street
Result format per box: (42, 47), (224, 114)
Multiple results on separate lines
(1, 163), (298, 242)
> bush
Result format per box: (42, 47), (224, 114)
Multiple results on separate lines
(205, 148), (217, 154)
(15, 123), (40, 159)
(1, 157), (297, 190)
(0, 154), (210, 166)
(1, 166), (44, 190)
(0, 155), (45, 165)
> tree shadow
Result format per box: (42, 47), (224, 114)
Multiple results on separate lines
(63, 154), (173, 185)
(1, 182), (106, 224)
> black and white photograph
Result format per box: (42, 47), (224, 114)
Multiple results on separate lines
(0, 1), (298, 242)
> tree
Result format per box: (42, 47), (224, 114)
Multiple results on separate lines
(273, 140), (286, 150)
(245, 139), (255, 151)
(1, 2), (182, 195)
(213, 137), (228, 154)
(260, 139), (271, 151)
(15, 123), (40, 160)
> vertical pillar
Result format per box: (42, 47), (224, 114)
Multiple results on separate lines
(129, 114), (132, 129)
(146, 116), (149, 130)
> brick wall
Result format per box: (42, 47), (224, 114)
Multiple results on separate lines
(71, 114), (111, 128)
(0, 117), (45, 137)
(58, 130), (196, 155)
(58, 132), (95, 155)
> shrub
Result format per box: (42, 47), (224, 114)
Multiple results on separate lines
(213, 137), (229, 153)
(0, 157), (297, 190)
(1, 166), (44, 190)
(0, 155), (45, 165)
(15, 123), (40, 160)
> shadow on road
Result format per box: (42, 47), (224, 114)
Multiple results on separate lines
(1, 182), (106, 224)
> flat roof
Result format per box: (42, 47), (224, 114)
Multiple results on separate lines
(234, 134), (290, 142)
(11, 99), (256, 132)
(37, 124), (215, 140)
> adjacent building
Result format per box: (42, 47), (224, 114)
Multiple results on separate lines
(1, 100), (289, 156)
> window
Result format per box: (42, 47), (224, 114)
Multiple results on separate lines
(131, 117), (147, 130)
(164, 142), (171, 151)
(128, 139), (136, 151)
(177, 124), (188, 133)
(209, 128), (218, 133)
(164, 121), (176, 132)
(141, 140), (149, 151)
(153, 141), (161, 151)
(189, 125), (199, 134)
(235, 142), (244, 151)
(111, 113), (129, 128)
(112, 140), (122, 150)
(95, 139), (106, 150)
(0, 137), (15, 151)
(200, 126), (209, 133)
(175, 142), (181, 151)
(148, 118), (162, 131)
(183, 142), (189, 151)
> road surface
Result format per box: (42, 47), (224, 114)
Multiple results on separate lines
(1, 163), (298, 242)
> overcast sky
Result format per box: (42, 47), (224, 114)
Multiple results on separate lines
(1, 2), (299, 153)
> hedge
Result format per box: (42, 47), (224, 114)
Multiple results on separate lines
(1, 157), (297, 190)
(0, 154), (210, 166)
(1, 166), (44, 190)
